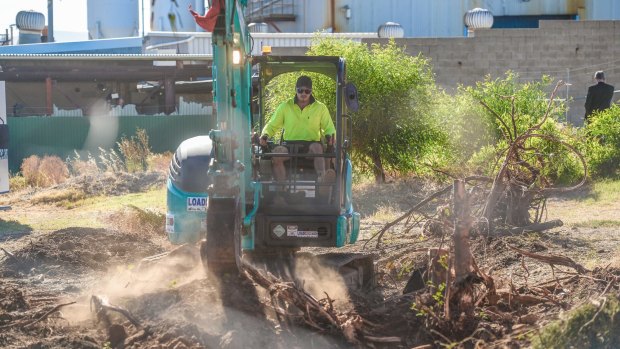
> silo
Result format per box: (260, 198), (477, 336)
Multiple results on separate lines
(151, 0), (205, 32)
(87, 0), (140, 39)
(16, 11), (45, 44)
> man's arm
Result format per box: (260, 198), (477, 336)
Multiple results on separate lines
(261, 103), (286, 139)
(319, 105), (336, 143)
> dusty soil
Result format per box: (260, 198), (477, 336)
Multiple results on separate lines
(1, 175), (620, 348)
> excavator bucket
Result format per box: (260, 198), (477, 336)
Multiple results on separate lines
(245, 251), (375, 291)
(296, 252), (376, 290)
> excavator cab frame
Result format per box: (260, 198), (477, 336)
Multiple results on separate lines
(245, 55), (359, 252)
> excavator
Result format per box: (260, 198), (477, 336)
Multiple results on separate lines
(164, 0), (373, 289)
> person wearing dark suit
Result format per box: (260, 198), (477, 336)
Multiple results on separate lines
(585, 71), (615, 123)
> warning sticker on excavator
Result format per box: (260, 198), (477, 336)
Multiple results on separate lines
(287, 225), (318, 238)
(273, 225), (285, 237)
(186, 197), (207, 212)
(165, 214), (174, 233)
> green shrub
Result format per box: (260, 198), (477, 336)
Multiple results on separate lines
(460, 73), (585, 185)
(303, 37), (449, 182)
(531, 295), (620, 349)
(585, 105), (620, 178)
(435, 91), (496, 172)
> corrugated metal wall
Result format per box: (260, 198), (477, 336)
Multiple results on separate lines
(334, 0), (466, 38)
(261, 0), (620, 37)
(584, 0), (620, 20)
(465, 0), (579, 16)
(331, 0), (582, 37)
(8, 115), (212, 173)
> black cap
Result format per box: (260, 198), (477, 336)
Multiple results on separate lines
(296, 75), (312, 89)
(595, 71), (605, 80)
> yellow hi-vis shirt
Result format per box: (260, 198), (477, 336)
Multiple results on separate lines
(261, 97), (336, 141)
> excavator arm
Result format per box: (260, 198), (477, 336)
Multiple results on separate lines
(191, 0), (256, 273)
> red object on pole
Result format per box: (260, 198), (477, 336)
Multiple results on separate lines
(189, 0), (224, 32)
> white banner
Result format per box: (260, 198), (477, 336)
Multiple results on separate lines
(0, 81), (7, 194)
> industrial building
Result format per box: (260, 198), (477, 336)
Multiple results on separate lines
(1, 0), (620, 172)
(246, 0), (620, 37)
(3, 0), (620, 44)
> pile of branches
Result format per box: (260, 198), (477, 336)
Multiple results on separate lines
(347, 81), (593, 346)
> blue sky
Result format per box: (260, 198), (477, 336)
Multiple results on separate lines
(0, 0), (153, 42)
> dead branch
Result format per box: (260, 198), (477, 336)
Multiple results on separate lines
(365, 184), (452, 249)
(241, 260), (354, 340)
(0, 247), (18, 262)
(368, 176), (492, 248)
(481, 81), (586, 229)
(506, 244), (588, 274)
(90, 295), (142, 329)
(492, 219), (563, 236)
(496, 291), (548, 306)
(363, 335), (402, 343)
(23, 301), (77, 329)
(0, 301), (77, 331)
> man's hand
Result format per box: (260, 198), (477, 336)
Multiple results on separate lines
(325, 134), (335, 146)
(260, 134), (269, 146)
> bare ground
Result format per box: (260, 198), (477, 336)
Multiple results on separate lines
(1, 175), (620, 348)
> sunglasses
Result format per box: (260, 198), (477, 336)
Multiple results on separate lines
(296, 88), (312, 95)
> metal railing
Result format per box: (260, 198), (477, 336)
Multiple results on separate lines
(245, 0), (296, 22)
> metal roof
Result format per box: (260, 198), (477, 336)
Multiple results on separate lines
(0, 54), (213, 61)
(0, 37), (143, 55)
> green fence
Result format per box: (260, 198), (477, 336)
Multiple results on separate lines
(8, 115), (213, 173)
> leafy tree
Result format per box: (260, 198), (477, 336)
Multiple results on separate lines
(261, 37), (447, 183)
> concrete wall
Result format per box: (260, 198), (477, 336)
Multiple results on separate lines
(364, 20), (620, 125)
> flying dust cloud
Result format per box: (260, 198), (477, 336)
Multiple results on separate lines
(60, 247), (346, 348)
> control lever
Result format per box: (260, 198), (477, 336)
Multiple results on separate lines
(325, 134), (334, 154)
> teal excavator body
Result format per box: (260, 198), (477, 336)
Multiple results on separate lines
(165, 0), (370, 287)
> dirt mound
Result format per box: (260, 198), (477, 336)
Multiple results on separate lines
(0, 282), (28, 313)
(1, 227), (165, 276)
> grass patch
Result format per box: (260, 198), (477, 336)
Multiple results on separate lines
(74, 187), (166, 212)
(7, 211), (105, 231)
(0, 218), (33, 233)
(366, 203), (401, 222)
(106, 205), (165, 236)
(531, 294), (620, 349)
(5, 187), (166, 232)
(572, 220), (620, 229)
(8, 174), (28, 191)
(574, 180), (620, 204)
(30, 189), (87, 207)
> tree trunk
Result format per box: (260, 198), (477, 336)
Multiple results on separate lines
(506, 188), (533, 226)
(371, 151), (385, 183)
(448, 180), (476, 319)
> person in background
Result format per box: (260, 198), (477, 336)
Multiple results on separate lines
(585, 70), (615, 124)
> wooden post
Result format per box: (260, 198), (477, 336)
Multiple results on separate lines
(164, 77), (175, 115)
(453, 179), (474, 281)
(45, 77), (53, 116)
(450, 179), (476, 318)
